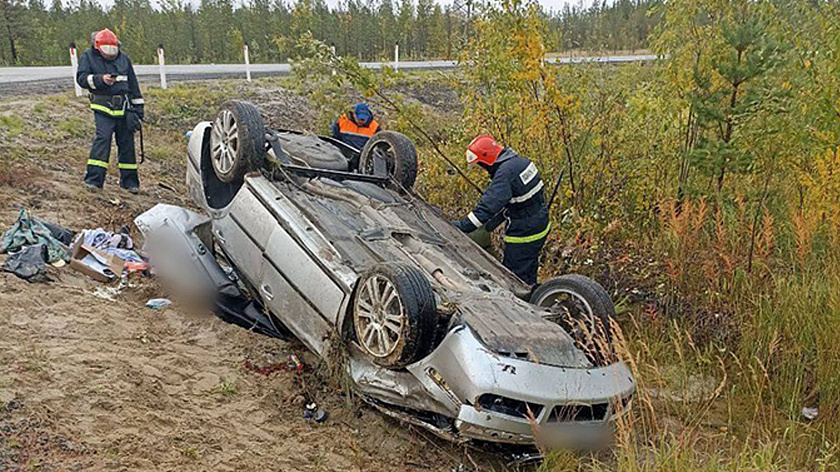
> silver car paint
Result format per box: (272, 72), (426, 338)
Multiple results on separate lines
(178, 122), (636, 447)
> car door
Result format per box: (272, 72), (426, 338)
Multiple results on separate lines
(251, 180), (347, 356)
(211, 178), (276, 288)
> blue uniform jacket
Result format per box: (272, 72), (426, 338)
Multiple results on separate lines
(455, 148), (550, 241)
(77, 48), (143, 112)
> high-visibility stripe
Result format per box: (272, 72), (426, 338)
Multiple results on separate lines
(87, 74), (96, 89)
(519, 162), (538, 184)
(90, 103), (125, 117)
(510, 180), (544, 204)
(467, 211), (483, 228)
(118, 162), (138, 170)
(130, 98), (144, 105)
(504, 223), (551, 244)
(87, 159), (109, 168)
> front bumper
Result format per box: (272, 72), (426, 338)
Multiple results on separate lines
(407, 326), (635, 447)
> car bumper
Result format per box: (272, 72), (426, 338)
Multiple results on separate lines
(407, 326), (635, 447)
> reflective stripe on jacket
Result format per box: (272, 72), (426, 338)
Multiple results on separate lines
(77, 48), (142, 118)
(455, 148), (550, 242)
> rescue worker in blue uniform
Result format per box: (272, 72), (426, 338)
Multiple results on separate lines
(77, 29), (144, 193)
(330, 103), (379, 150)
(453, 135), (550, 286)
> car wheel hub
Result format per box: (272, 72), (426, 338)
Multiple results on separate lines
(355, 276), (405, 358)
(211, 109), (239, 175)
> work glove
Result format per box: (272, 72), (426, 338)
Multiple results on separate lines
(134, 104), (145, 121)
(127, 109), (143, 133)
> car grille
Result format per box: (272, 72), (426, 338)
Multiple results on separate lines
(547, 402), (609, 422)
(476, 394), (544, 419)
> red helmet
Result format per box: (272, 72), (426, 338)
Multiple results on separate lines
(466, 135), (503, 166)
(94, 29), (119, 59)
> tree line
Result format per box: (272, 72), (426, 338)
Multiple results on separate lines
(0, 0), (658, 66)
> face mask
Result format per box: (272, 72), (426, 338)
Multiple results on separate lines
(99, 45), (119, 58)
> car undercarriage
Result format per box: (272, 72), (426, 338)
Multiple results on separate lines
(136, 100), (635, 449)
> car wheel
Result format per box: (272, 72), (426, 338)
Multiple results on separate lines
(353, 263), (436, 369)
(358, 131), (418, 191)
(530, 274), (616, 366)
(210, 100), (266, 183)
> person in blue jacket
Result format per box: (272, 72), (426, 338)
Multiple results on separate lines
(330, 103), (379, 150)
(452, 135), (550, 286)
(77, 28), (144, 193)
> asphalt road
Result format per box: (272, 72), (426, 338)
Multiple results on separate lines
(0, 55), (657, 95)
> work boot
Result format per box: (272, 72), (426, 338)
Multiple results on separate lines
(125, 186), (139, 195)
(84, 182), (102, 193)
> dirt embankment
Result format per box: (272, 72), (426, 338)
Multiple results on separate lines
(0, 83), (508, 471)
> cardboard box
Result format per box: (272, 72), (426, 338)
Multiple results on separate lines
(69, 238), (125, 282)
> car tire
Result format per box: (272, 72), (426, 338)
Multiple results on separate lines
(210, 100), (266, 184)
(530, 274), (616, 366)
(352, 263), (437, 369)
(358, 131), (418, 191)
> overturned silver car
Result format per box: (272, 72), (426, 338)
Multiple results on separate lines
(137, 101), (634, 448)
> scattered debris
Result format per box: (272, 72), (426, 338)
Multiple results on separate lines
(303, 402), (328, 423)
(313, 408), (329, 423)
(92, 286), (121, 301)
(2, 243), (49, 282)
(69, 228), (147, 282)
(1, 208), (71, 263)
(70, 238), (126, 282)
(77, 228), (142, 263)
(801, 406), (818, 421)
(289, 354), (304, 372)
(146, 298), (172, 310)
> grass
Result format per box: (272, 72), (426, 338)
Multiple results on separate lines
(145, 83), (234, 130)
(3, 74), (833, 471)
(56, 117), (89, 139)
(0, 114), (25, 137)
(211, 379), (237, 397)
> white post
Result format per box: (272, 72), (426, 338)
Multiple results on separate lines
(157, 45), (167, 89)
(244, 43), (252, 82)
(330, 44), (336, 76)
(394, 42), (399, 71)
(69, 43), (83, 97)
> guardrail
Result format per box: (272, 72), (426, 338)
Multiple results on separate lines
(7, 45), (658, 91)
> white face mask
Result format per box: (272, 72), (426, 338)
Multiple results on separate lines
(99, 45), (119, 58)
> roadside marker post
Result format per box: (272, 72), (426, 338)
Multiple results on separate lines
(394, 42), (399, 71)
(157, 44), (167, 89)
(69, 43), (83, 97)
(244, 43), (252, 82)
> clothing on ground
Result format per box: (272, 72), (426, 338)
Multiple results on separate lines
(1, 209), (70, 264)
(78, 228), (143, 263)
(2, 243), (49, 282)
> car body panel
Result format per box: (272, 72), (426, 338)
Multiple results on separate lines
(170, 120), (636, 448)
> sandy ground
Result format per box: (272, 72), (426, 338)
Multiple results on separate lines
(0, 87), (513, 471)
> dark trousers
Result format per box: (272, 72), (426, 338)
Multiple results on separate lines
(503, 236), (547, 286)
(84, 112), (139, 189)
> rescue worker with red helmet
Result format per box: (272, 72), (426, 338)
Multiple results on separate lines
(330, 103), (379, 150)
(76, 28), (144, 193)
(452, 135), (550, 286)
